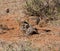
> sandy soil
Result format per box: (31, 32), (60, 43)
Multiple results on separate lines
(0, 14), (60, 51)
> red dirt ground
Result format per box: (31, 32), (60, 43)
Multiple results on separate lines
(0, 14), (60, 51)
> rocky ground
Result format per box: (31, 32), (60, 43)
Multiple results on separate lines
(0, 0), (60, 51)
(0, 14), (60, 51)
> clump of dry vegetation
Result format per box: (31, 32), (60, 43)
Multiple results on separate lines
(25, 0), (60, 20)
(0, 40), (41, 51)
(0, 39), (60, 51)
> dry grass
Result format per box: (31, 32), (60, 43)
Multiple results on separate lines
(25, 0), (59, 17)
(0, 39), (60, 51)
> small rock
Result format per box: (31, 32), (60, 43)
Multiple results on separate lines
(26, 26), (38, 35)
(6, 9), (9, 13)
(20, 21), (38, 35)
(20, 21), (30, 31)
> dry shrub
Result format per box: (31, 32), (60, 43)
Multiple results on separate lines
(25, 0), (60, 18)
